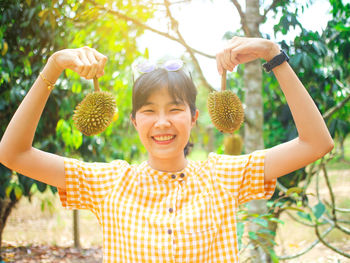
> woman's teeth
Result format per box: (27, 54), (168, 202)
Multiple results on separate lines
(153, 135), (175, 141)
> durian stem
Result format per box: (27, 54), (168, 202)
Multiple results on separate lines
(93, 77), (100, 92)
(221, 70), (227, 91)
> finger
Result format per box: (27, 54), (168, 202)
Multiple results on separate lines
(86, 50), (99, 79)
(231, 46), (257, 64)
(70, 56), (85, 74)
(220, 50), (234, 72)
(78, 51), (91, 78)
(223, 47), (235, 71)
(230, 51), (240, 68)
(96, 54), (108, 78)
(216, 52), (224, 75)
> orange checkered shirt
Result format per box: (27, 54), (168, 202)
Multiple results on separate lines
(58, 150), (276, 262)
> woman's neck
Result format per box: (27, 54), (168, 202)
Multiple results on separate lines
(147, 154), (188, 173)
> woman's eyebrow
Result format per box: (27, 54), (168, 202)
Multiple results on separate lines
(142, 102), (154, 106)
(169, 100), (185, 106)
(142, 101), (185, 106)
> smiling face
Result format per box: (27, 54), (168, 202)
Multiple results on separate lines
(131, 68), (198, 171)
(132, 87), (198, 170)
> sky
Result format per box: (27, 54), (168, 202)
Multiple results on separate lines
(137, 0), (332, 90)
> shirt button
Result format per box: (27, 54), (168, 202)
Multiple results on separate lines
(171, 174), (176, 179)
(180, 173), (185, 178)
(169, 208), (174, 213)
(168, 229), (172, 235)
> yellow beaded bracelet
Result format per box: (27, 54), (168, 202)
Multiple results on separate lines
(39, 72), (55, 91)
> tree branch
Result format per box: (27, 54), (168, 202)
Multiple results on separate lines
(323, 82), (350, 120)
(163, 0), (214, 92)
(278, 226), (334, 260)
(285, 211), (316, 227)
(321, 163), (337, 222)
(85, 0), (215, 60)
(315, 224), (350, 258)
(230, 0), (251, 36)
(261, 0), (282, 22)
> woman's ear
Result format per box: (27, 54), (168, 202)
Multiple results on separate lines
(191, 109), (199, 127)
(130, 114), (137, 128)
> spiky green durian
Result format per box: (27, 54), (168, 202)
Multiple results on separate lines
(224, 133), (243, 155)
(73, 78), (116, 136)
(207, 90), (244, 133)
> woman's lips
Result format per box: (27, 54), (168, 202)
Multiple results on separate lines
(152, 135), (176, 144)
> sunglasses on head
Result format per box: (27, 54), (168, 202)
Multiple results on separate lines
(135, 59), (184, 74)
(132, 59), (191, 83)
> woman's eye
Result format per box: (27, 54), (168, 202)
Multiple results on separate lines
(171, 108), (182, 112)
(142, 109), (154, 113)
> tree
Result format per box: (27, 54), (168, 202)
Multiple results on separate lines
(0, 0), (155, 250)
(0, 0), (65, 249)
(262, 0), (350, 259)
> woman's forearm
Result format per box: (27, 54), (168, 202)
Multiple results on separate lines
(272, 61), (334, 152)
(0, 58), (63, 165)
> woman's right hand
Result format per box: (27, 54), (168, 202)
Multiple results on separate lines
(49, 46), (108, 79)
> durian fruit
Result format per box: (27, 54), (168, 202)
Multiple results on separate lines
(224, 133), (243, 155)
(207, 70), (244, 133)
(73, 77), (116, 136)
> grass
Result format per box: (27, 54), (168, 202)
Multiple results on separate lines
(4, 189), (102, 248)
(274, 168), (350, 262)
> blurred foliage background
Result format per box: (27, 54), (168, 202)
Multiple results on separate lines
(0, 0), (349, 262)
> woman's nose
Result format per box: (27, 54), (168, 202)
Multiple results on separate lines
(154, 113), (171, 128)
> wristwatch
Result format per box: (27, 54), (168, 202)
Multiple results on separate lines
(262, 50), (289, 72)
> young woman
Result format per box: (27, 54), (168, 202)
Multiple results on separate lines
(0, 37), (333, 262)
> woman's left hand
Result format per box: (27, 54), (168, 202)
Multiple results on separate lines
(216, 36), (280, 74)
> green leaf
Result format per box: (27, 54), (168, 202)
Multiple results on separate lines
(14, 185), (23, 200)
(237, 222), (244, 238)
(301, 53), (313, 70)
(5, 184), (13, 198)
(237, 222), (244, 250)
(23, 58), (32, 76)
(269, 217), (285, 225)
(269, 248), (279, 263)
(251, 217), (268, 228)
(256, 232), (277, 246)
(248, 231), (258, 240)
(257, 228), (276, 237)
(312, 201), (326, 219)
(286, 186), (303, 196)
(144, 47), (149, 59)
(36, 182), (47, 192)
(282, 206), (305, 212)
(72, 82), (82, 93)
(297, 211), (312, 222)
(334, 24), (350, 32)
(38, 9), (48, 18)
(49, 12), (56, 29)
(72, 128), (83, 149)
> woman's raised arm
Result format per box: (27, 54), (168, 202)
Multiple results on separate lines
(0, 47), (107, 189)
(216, 37), (334, 182)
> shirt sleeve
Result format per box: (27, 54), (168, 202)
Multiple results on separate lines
(58, 157), (129, 214)
(209, 150), (276, 206)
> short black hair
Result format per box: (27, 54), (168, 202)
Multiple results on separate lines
(131, 68), (197, 118)
(131, 68), (197, 156)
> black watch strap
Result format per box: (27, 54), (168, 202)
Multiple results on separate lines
(262, 50), (289, 72)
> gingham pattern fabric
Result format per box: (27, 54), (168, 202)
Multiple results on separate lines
(58, 149), (276, 262)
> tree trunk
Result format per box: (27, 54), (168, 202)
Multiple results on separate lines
(0, 198), (18, 254)
(244, 1), (271, 262)
(73, 210), (81, 248)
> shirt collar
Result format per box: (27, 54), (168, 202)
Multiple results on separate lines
(139, 159), (195, 182)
